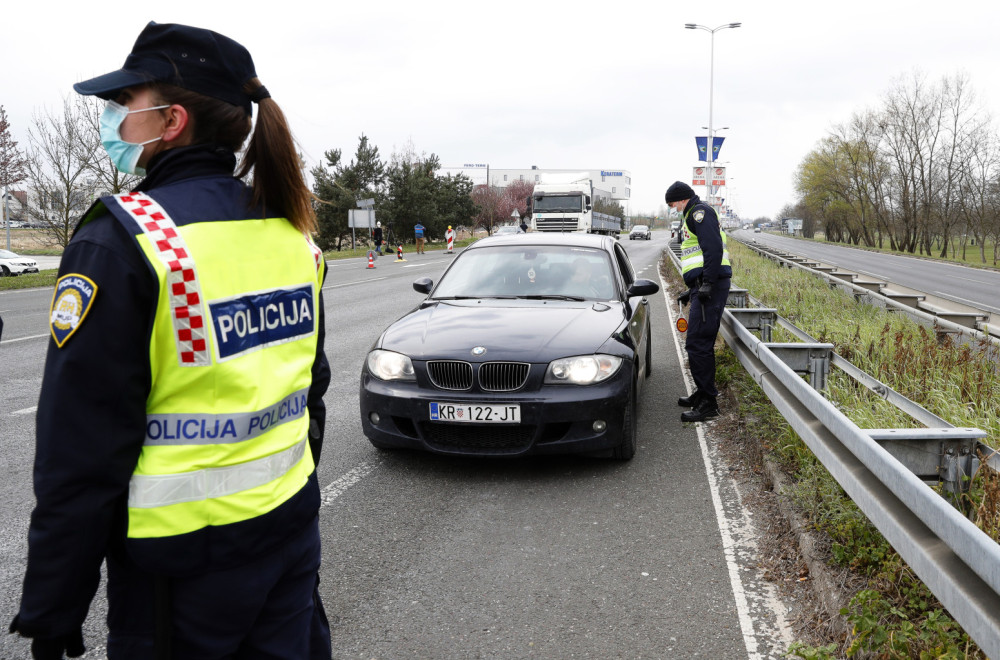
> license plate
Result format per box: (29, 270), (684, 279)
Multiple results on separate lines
(429, 402), (521, 423)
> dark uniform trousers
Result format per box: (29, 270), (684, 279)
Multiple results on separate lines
(685, 277), (731, 399)
(106, 515), (330, 659)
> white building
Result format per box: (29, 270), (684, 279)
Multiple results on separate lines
(443, 166), (631, 205)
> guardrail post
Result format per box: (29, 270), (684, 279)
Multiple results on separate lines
(866, 429), (988, 497)
(728, 308), (776, 342)
(761, 343), (833, 391)
(727, 287), (748, 308)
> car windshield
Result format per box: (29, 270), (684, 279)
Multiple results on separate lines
(631, 226), (648, 232)
(532, 194), (583, 213)
(432, 245), (617, 300)
(494, 226), (519, 234)
(0, 249), (18, 258)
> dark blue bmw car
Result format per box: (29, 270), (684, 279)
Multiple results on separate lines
(360, 232), (658, 459)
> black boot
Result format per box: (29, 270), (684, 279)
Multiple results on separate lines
(677, 390), (704, 407)
(681, 397), (719, 422)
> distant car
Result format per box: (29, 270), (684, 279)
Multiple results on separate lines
(629, 224), (651, 240)
(360, 232), (658, 460)
(0, 249), (39, 276)
(494, 225), (524, 235)
(754, 226), (762, 233)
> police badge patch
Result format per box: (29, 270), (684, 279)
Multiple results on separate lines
(693, 210), (705, 223)
(50, 274), (98, 347)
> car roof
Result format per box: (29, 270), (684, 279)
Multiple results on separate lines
(471, 232), (617, 251)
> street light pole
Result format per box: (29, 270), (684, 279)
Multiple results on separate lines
(685, 22), (740, 208)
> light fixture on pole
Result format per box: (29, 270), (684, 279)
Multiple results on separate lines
(685, 22), (740, 207)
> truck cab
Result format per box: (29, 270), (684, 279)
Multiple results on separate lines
(529, 177), (621, 237)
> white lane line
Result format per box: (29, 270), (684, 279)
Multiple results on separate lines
(323, 277), (389, 290)
(11, 406), (37, 416)
(659, 270), (793, 659)
(934, 291), (1000, 312)
(320, 461), (379, 507)
(1, 333), (49, 344)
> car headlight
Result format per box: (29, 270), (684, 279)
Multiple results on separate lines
(367, 349), (416, 381)
(544, 354), (623, 385)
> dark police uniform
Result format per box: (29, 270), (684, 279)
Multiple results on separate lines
(679, 194), (732, 405)
(12, 144), (332, 658)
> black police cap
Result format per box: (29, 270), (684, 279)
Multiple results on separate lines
(73, 21), (258, 115)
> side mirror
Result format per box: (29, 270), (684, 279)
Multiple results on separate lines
(626, 279), (659, 298)
(413, 277), (433, 294)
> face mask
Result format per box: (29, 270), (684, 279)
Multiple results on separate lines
(99, 101), (169, 176)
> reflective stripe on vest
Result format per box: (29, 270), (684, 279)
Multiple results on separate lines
(680, 209), (731, 275)
(144, 387), (309, 446)
(114, 193), (211, 366)
(121, 193), (323, 539)
(130, 437), (308, 508)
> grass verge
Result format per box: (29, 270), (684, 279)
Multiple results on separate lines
(665, 241), (998, 658)
(0, 272), (58, 291)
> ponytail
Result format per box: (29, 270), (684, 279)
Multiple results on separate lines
(150, 81), (317, 234)
(237, 78), (317, 234)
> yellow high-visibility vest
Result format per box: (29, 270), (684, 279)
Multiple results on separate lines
(110, 193), (325, 540)
(680, 205), (731, 277)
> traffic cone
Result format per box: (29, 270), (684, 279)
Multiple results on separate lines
(395, 244), (406, 262)
(366, 251), (376, 269)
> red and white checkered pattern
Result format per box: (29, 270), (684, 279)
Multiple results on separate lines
(114, 193), (210, 367)
(305, 234), (323, 273)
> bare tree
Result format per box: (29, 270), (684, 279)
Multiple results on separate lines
(958, 129), (1000, 264)
(25, 96), (101, 247)
(0, 105), (28, 234)
(505, 179), (534, 220)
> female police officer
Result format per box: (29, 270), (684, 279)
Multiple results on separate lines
(10, 22), (332, 659)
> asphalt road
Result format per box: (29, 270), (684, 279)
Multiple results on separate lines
(1, 232), (794, 659)
(737, 230), (1000, 315)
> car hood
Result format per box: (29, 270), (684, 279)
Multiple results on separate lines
(379, 300), (627, 362)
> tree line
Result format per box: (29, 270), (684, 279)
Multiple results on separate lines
(783, 72), (1000, 265)
(5, 99), (624, 252)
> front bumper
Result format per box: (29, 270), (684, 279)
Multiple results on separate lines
(359, 366), (632, 457)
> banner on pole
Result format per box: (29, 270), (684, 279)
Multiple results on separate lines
(692, 167), (706, 186)
(695, 137), (725, 161)
(710, 167), (726, 186)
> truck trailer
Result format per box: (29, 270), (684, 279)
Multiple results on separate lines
(529, 174), (621, 237)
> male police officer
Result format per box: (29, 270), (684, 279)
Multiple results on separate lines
(665, 181), (731, 422)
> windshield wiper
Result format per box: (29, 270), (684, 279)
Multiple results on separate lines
(516, 294), (586, 301)
(432, 295), (519, 300)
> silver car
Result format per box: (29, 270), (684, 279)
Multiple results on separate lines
(628, 224), (651, 240)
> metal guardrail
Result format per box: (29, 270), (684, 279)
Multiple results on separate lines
(741, 238), (999, 345)
(663, 240), (1000, 657)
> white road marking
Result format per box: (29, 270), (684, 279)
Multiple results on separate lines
(323, 277), (388, 290)
(320, 461), (379, 507)
(11, 406), (37, 416)
(659, 270), (794, 659)
(935, 291), (1000, 313)
(0, 333), (49, 344)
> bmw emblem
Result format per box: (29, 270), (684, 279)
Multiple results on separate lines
(471, 346), (487, 356)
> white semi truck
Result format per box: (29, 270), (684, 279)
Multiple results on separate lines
(529, 174), (621, 237)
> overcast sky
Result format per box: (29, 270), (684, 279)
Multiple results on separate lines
(4, 0), (1000, 221)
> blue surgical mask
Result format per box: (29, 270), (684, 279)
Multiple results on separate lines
(99, 101), (169, 176)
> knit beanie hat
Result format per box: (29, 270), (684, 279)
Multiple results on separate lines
(664, 181), (695, 203)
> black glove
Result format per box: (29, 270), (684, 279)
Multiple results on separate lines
(697, 281), (713, 302)
(677, 290), (691, 306)
(30, 631), (85, 660)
